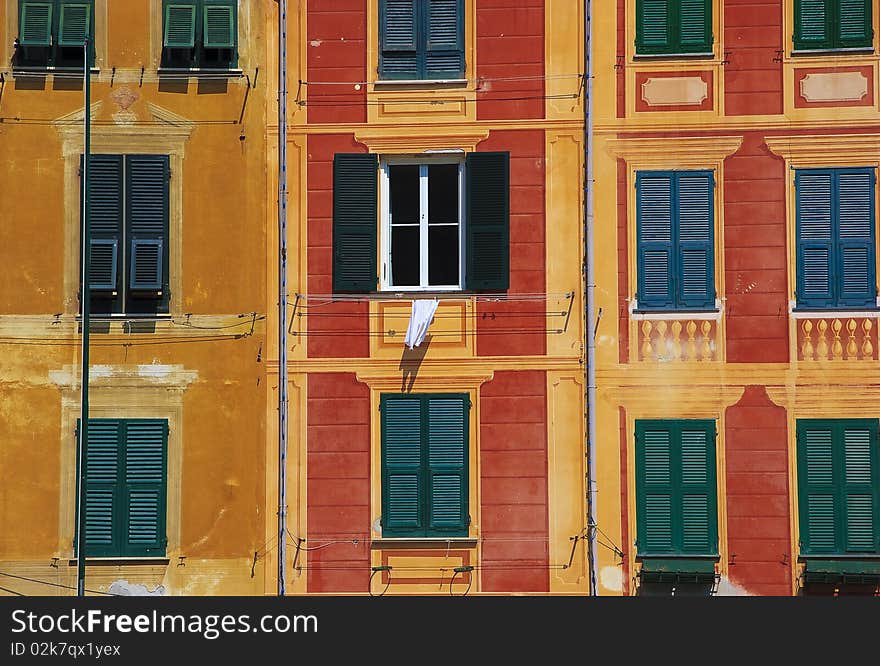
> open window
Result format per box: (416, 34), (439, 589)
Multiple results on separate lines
(15, 0), (95, 70)
(161, 0), (237, 70)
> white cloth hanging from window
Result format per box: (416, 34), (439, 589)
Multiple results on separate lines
(404, 299), (439, 349)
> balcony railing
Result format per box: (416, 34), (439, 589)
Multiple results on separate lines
(794, 314), (878, 362)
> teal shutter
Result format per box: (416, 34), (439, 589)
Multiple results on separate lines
(203, 2), (235, 48)
(676, 172), (715, 309)
(58, 3), (90, 46)
(636, 0), (671, 53)
(164, 3), (196, 48)
(86, 155), (123, 294)
(678, 0), (712, 53)
(636, 420), (717, 557)
(425, 0), (464, 79)
(794, 0), (832, 50)
(426, 395), (468, 535)
(122, 420), (168, 556)
(19, 2), (53, 46)
(837, 0), (872, 48)
(841, 423), (877, 552)
(381, 395), (424, 537)
(836, 169), (876, 307)
(636, 172), (675, 309)
(796, 170), (835, 307)
(333, 154), (378, 293)
(82, 420), (122, 557)
(126, 155), (169, 293)
(379, 0), (418, 79)
(465, 152), (509, 291)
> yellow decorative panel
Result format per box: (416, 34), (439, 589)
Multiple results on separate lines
(370, 298), (474, 359)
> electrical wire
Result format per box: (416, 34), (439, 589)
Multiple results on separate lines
(0, 571), (117, 596)
(299, 73), (583, 87)
(297, 93), (581, 108)
(0, 584), (25, 596)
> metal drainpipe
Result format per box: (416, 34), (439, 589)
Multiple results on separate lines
(583, 0), (599, 596)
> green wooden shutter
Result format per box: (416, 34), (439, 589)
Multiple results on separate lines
(636, 172), (675, 309)
(465, 152), (509, 290)
(841, 423), (878, 552)
(678, 422), (718, 554)
(58, 3), (90, 46)
(122, 420), (168, 556)
(381, 395), (424, 537)
(836, 169), (876, 308)
(164, 3), (196, 48)
(82, 420), (123, 557)
(380, 0), (418, 79)
(86, 155), (123, 294)
(425, 0), (464, 79)
(797, 421), (838, 553)
(678, 0), (712, 53)
(426, 395), (468, 536)
(794, 0), (832, 50)
(837, 0), (872, 48)
(796, 170), (835, 308)
(126, 155), (169, 293)
(203, 2), (235, 48)
(19, 2), (53, 46)
(333, 154), (378, 292)
(636, 0), (671, 54)
(636, 422), (675, 554)
(676, 171), (715, 309)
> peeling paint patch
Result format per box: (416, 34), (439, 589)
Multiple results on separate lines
(310, 39), (322, 47)
(108, 580), (166, 596)
(600, 565), (623, 592)
(715, 576), (750, 596)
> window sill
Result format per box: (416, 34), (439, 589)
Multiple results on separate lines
(12, 66), (99, 76)
(630, 309), (721, 321)
(371, 538), (477, 550)
(157, 68), (244, 78)
(373, 78), (468, 89)
(67, 558), (170, 566)
(791, 48), (874, 56)
(632, 53), (715, 60)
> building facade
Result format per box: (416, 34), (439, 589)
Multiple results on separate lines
(593, 0), (880, 594)
(0, 0), (268, 595)
(264, 0), (589, 594)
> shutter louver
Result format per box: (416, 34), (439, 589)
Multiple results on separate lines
(796, 170), (835, 307)
(842, 425), (877, 553)
(58, 3), (90, 46)
(126, 156), (169, 295)
(333, 154), (379, 292)
(203, 4), (235, 48)
(836, 169), (876, 307)
(380, 0), (418, 79)
(89, 239), (118, 291)
(636, 173), (675, 309)
(636, 0), (671, 53)
(164, 4), (196, 48)
(381, 396), (423, 536)
(86, 155), (124, 294)
(838, 0), (872, 48)
(678, 0), (712, 52)
(679, 426), (716, 554)
(465, 152), (509, 290)
(19, 2), (52, 46)
(427, 396), (468, 535)
(425, 0), (464, 79)
(794, 0), (831, 50)
(82, 420), (121, 556)
(639, 427), (674, 553)
(676, 172), (715, 308)
(123, 420), (167, 555)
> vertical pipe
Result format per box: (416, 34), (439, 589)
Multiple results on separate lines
(76, 36), (92, 597)
(583, 0), (599, 595)
(277, 0), (289, 596)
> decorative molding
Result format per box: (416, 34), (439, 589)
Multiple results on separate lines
(766, 384), (880, 414)
(605, 135), (743, 166)
(49, 364), (198, 390)
(765, 134), (880, 163)
(641, 76), (708, 106)
(266, 356), (583, 374)
(353, 129), (490, 154)
(799, 71), (868, 103)
(355, 368), (494, 392)
(601, 383), (744, 415)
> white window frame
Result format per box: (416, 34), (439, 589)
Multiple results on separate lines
(379, 156), (465, 292)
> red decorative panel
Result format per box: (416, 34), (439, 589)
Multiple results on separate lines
(794, 66), (874, 108)
(634, 70), (714, 112)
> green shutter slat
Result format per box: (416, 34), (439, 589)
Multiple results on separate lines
(126, 156), (169, 295)
(794, 0), (832, 50)
(676, 172), (715, 309)
(465, 152), (510, 290)
(122, 420), (167, 555)
(84, 155), (123, 294)
(796, 170), (835, 307)
(333, 154), (378, 292)
(806, 494), (837, 550)
(380, 0), (418, 79)
(427, 396), (468, 534)
(164, 3), (196, 48)
(679, 425), (716, 554)
(636, 173), (675, 309)
(89, 239), (119, 291)
(203, 4), (235, 49)
(838, 0), (872, 48)
(381, 395), (423, 536)
(842, 425), (878, 553)
(636, 0), (671, 53)
(637, 424), (674, 553)
(678, 0), (712, 52)
(19, 2), (52, 46)
(425, 0), (464, 79)
(82, 420), (122, 556)
(58, 3), (90, 46)
(836, 169), (876, 307)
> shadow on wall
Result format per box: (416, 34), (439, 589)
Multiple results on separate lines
(399, 335), (432, 393)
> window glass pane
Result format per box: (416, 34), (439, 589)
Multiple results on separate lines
(429, 225), (459, 285)
(428, 164), (460, 286)
(428, 164), (459, 224)
(390, 165), (420, 225)
(391, 226), (420, 286)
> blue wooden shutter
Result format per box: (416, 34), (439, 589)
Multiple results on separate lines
(122, 420), (168, 556)
(465, 152), (509, 291)
(636, 421), (675, 554)
(794, 0), (832, 50)
(380, 0), (418, 79)
(82, 420), (123, 557)
(678, 422), (718, 555)
(58, 3), (90, 46)
(636, 173), (675, 309)
(841, 422), (879, 553)
(676, 172), (715, 309)
(19, 2), (53, 46)
(86, 155), (123, 294)
(797, 421), (838, 554)
(837, 0), (872, 48)
(425, 0), (464, 79)
(381, 395), (424, 537)
(835, 169), (876, 307)
(796, 170), (835, 307)
(164, 3), (196, 48)
(678, 0), (712, 53)
(426, 395), (468, 536)
(126, 155), (169, 293)
(333, 154), (378, 292)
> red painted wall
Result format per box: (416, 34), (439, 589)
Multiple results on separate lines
(476, 0), (545, 120)
(306, 373), (372, 593)
(306, 134), (371, 359)
(723, 0), (783, 116)
(723, 132), (788, 363)
(306, 0), (367, 124)
(480, 370), (549, 592)
(724, 385), (792, 595)
(476, 130), (546, 357)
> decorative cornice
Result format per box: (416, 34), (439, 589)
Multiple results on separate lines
(353, 129), (491, 153)
(764, 133), (880, 164)
(355, 368), (494, 391)
(49, 364), (198, 390)
(604, 135), (743, 166)
(600, 383), (744, 415)
(765, 384), (880, 413)
(266, 356), (583, 375)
